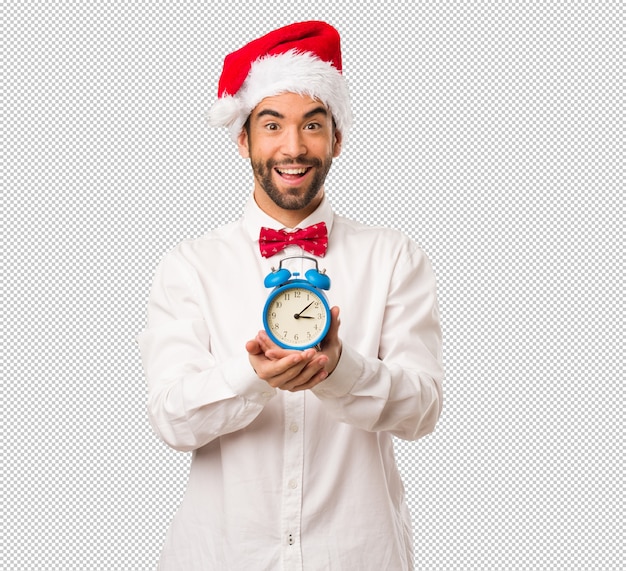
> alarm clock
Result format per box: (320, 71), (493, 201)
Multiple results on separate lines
(262, 256), (331, 350)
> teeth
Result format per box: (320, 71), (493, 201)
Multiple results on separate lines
(278, 168), (307, 175)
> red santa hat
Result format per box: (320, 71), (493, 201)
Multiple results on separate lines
(208, 21), (352, 143)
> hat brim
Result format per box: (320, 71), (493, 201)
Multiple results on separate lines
(208, 50), (352, 143)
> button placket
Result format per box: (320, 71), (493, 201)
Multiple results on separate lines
(280, 392), (305, 569)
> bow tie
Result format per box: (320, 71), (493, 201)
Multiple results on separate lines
(259, 222), (328, 258)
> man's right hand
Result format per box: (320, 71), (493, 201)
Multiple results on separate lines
(245, 333), (329, 392)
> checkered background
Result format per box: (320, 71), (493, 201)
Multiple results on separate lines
(4, 1), (623, 569)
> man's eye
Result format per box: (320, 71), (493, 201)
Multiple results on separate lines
(265, 123), (279, 131)
(305, 122), (321, 130)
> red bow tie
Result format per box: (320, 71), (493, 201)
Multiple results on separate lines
(259, 222), (328, 258)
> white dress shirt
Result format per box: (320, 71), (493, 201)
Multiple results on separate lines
(138, 194), (444, 570)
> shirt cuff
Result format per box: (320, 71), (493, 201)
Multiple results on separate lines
(221, 357), (277, 404)
(312, 344), (363, 398)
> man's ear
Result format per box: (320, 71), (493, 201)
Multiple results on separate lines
(332, 130), (343, 158)
(237, 128), (250, 158)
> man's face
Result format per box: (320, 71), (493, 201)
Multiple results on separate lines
(238, 93), (342, 220)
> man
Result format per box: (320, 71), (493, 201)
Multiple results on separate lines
(138, 21), (443, 570)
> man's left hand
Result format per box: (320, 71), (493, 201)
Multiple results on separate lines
(246, 306), (342, 392)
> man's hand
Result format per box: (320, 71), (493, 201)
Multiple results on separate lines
(246, 306), (342, 392)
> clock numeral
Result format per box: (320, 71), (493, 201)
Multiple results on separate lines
(265, 284), (328, 349)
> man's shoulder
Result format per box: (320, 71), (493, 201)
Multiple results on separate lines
(186, 217), (243, 244)
(333, 214), (416, 246)
(159, 217), (246, 266)
(331, 214), (431, 270)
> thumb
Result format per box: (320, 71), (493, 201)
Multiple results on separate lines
(325, 306), (341, 343)
(245, 338), (263, 355)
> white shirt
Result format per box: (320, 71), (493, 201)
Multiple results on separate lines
(138, 194), (444, 570)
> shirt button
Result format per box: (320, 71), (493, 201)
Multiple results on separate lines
(289, 423), (299, 433)
(262, 392), (272, 399)
(288, 479), (298, 489)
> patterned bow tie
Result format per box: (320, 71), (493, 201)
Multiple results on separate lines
(259, 222), (328, 258)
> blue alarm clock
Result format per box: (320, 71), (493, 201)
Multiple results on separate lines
(262, 256), (331, 350)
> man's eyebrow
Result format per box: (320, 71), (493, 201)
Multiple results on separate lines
(256, 109), (284, 119)
(303, 106), (328, 119)
(254, 106), (328, 120)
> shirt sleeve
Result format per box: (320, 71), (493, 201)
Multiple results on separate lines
(312, 242), (444, 441)
(137, 247), (275, 452)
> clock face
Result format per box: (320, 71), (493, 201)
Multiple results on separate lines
(263, 283), (330, 350)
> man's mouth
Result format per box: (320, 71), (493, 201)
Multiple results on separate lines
(275, 166), (312, 181)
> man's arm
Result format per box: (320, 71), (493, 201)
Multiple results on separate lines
(137, 248), (275, 452)
(311, 244), (443, 441)
(256, 242), (443, 441)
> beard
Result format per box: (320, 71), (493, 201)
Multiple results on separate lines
(251, 156), (333, 211)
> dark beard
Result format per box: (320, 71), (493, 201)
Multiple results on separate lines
(251, 156), (333, 211)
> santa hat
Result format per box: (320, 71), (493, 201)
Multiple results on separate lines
(208, 21), (352, 143)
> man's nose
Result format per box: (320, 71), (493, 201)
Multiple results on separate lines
(280, 127), (307, 157)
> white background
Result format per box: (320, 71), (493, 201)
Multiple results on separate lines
(4, 1), (623, 569)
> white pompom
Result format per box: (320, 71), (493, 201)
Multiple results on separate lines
(207, 96), (242, 128)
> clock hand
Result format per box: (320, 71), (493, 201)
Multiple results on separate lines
(294, 302), (314, 320)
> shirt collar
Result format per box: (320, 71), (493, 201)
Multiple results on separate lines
(243, 192), (334, 243)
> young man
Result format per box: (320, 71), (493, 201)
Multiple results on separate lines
(138, 21), (443, 570)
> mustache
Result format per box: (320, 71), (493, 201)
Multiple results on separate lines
(269, 158), (323, 168)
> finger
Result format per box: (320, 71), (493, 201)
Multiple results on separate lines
(266, 346), (317, 361)
(277, 363), (328, 392)
(324, 306), (341, 344)
(261, 353), (315, 388)
(257, 331), (319, 361)
(283, 364), (329, 392)
(256, 330), (289, 354)
(245, 338), (263, 355)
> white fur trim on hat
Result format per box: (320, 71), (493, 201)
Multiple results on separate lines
(208, 50), (352, 143)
